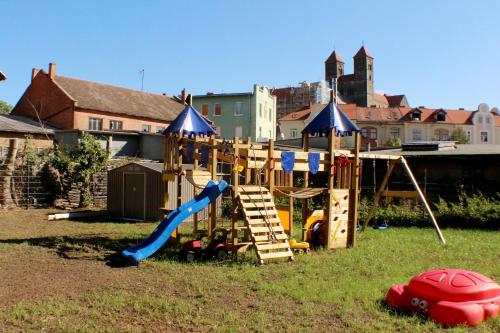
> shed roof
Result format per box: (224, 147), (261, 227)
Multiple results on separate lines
(0, 115), (56, 135)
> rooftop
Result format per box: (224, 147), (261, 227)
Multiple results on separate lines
(0, 115), (56, 135)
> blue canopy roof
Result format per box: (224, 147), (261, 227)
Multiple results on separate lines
(163, 105), (216, 137)
(302, 103), (359, 137)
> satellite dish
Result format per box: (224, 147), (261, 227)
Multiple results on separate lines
(478, 103), (489, 113)
(491, 107), (500, 115)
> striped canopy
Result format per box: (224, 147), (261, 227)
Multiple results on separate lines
(302, 103), (359, 137)
(164, 105), (216, 137)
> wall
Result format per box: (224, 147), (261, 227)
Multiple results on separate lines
(253, 85), (277, 142)
(11, 72), (75, 129)
(73, 109), (170, 133)
(139, 133), (164, 160)
(279, 119), (305, 140)
(0, 133), (53, 160)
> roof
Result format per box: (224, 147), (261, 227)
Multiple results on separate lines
(54, 75), (183, 122)
(325, 50), (344, 63)
(278, 106), (311, 121)
(380, 144), (500, 157)
(0, 71), (6, 81)
(354, 46), (373, 58)
(192, 92), (252, 98)
(110, 161), (164, 173)
(303, 103), (359, 136)
(0, 115), (56, 135)
(164, 105), (216, 137)
(385, 94), (406, 107)
(400, 107), (475, 124)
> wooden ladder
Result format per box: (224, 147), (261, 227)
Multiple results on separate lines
(237, 185), (293, 264)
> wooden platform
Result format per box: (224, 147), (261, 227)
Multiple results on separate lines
(236, 185), (293, 264)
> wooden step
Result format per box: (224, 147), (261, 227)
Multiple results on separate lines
(255, 242), (290, 251)
(253, 233), (288, 242)
(238, 193), (273, 201)
(259, 250), (294, 260)
(241, 201), (276, 209)
(246, 217), (282, 224)
(249, 226), (284, 234)
(244, 209), (278, 217)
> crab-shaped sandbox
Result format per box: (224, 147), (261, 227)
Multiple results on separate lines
(386, 269), (499, 326)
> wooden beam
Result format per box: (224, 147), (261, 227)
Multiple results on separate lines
(347, 132), (360, 248)
(326, 130), (335, 249)
(232, 137), (240, 256)
(209, 136), (218, 237)
(382, 190), (419, 199)
(362, 160), (397, 230)
(400, 157), (446, 245)
(302, 134), (309, 241)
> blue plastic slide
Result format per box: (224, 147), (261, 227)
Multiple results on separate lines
(122, 180), (228, 264)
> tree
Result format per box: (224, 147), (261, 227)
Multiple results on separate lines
(450, 128), (469, 144)
(51, 134), (108, 207)
(0, 100), (13, 114)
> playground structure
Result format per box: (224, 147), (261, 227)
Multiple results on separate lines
(122, 91), (446, 265)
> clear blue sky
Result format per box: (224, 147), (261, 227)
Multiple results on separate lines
(1, 0), (499, 110)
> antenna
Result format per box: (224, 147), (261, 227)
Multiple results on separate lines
(139, 69), (145, 91)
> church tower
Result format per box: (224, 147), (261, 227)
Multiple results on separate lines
(353, 46), (374, 107)
(325, 50), (345, 84)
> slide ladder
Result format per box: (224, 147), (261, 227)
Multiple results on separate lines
(237, 185), (293, 264)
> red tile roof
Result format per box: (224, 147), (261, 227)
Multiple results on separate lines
(385, 94), (406, 107)
(278, 106), (311, 121)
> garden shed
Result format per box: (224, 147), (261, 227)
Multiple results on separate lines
(107, 161), (214, 221)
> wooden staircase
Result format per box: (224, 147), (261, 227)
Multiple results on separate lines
(236, 185), (293, 264)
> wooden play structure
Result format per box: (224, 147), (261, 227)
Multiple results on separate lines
(161, 92), (445, 264)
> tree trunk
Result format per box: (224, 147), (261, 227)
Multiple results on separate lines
(1, 139), (19, 207)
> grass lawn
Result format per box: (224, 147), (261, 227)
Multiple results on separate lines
(0, 209), (498, 332)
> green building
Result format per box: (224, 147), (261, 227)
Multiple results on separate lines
(192, 85), (276, 142)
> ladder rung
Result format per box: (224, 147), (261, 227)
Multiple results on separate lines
(255, 242), (290, 251)
(249, 226), (284, 234)
(259, 251), (293, 260)
(253, 233), (288, 242)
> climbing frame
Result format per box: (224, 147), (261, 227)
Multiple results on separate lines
(236, 185), (293, 264)
(327, 189), (350, 249)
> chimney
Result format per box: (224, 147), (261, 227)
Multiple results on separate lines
(31, 68), (39, 82)
(48, 63), (56, 80)
(187, 94), (193, 106)
(181, 89), (186, 104)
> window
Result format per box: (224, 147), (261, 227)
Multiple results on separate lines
(216, 126), (221, 135)
(478, 116), (483, 124)
(234, 102), (243, 116)
(467, 130), (472, 142)
(434, 128), (450, 141)
(269, 108), (272, 121)
(412, 111), (421, 121)
(412, 129), (422, 141)
(390, 128), (400, 140)
(486, 117), (491, 124)
(481, 131), (488, 143)
(369, 128), (377, 140)
(214, 103), (222, 116)
(269, 130), (272, 139)
(259, 126), (262, 139)
(142, 124), (151, 132)
(235, 126), (242, 138)
(202, 104), (209, 116)
(369, 64), (372, 70)
(361, 128), (368, 138)
(436, 112), (446, 122)
(88, 117), (103, 130)
(290, 128), (298, 138)
(156, 126), (165, 133)
(109, 120), (123, 130)
(259, 104), (262, 117)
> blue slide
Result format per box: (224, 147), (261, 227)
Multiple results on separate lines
(122, 180), (228, 265)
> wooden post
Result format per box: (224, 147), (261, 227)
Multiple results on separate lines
(326, 130), (336, 249)
(232, 137), (240, 256)
(347, 132), (360, 248)
(162, 135), (170, 210)
(175, 134), (184, 240)
(193, 136), (199, 236)
(208, 136), (218, 237)
(245, 137), (252, 185)
(267, 139), (275, 197)
(400, 157), (446, 245)
(288, 171), (294, 238)
(362, 160), (396, 230)
(302, 134), (309, 241)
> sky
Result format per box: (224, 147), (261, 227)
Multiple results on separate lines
(1, 0), (499, 110)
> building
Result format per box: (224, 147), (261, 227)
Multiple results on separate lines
(325, 46), (409, 108)
(272, 46), (409, 119)
(192, 85), (276, 142)
(11, 63), (183, 133)
(0, 114), (55, 160)
(272, 81), (331, 119)
(278, 103), (500, 147)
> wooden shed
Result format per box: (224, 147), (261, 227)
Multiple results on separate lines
(107, 162), (214, 221)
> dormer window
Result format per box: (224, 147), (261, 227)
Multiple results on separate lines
(436, 109), (446, 122)
(411, 109), (422, 121)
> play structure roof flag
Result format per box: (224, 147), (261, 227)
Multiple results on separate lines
(302, 103), (359, 137)
(164, 105), (216, 137)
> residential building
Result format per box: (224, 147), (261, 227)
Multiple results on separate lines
(11, 63), (183, 133)
(192, 85), (276, 142)
(278, 103), (500, 147)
